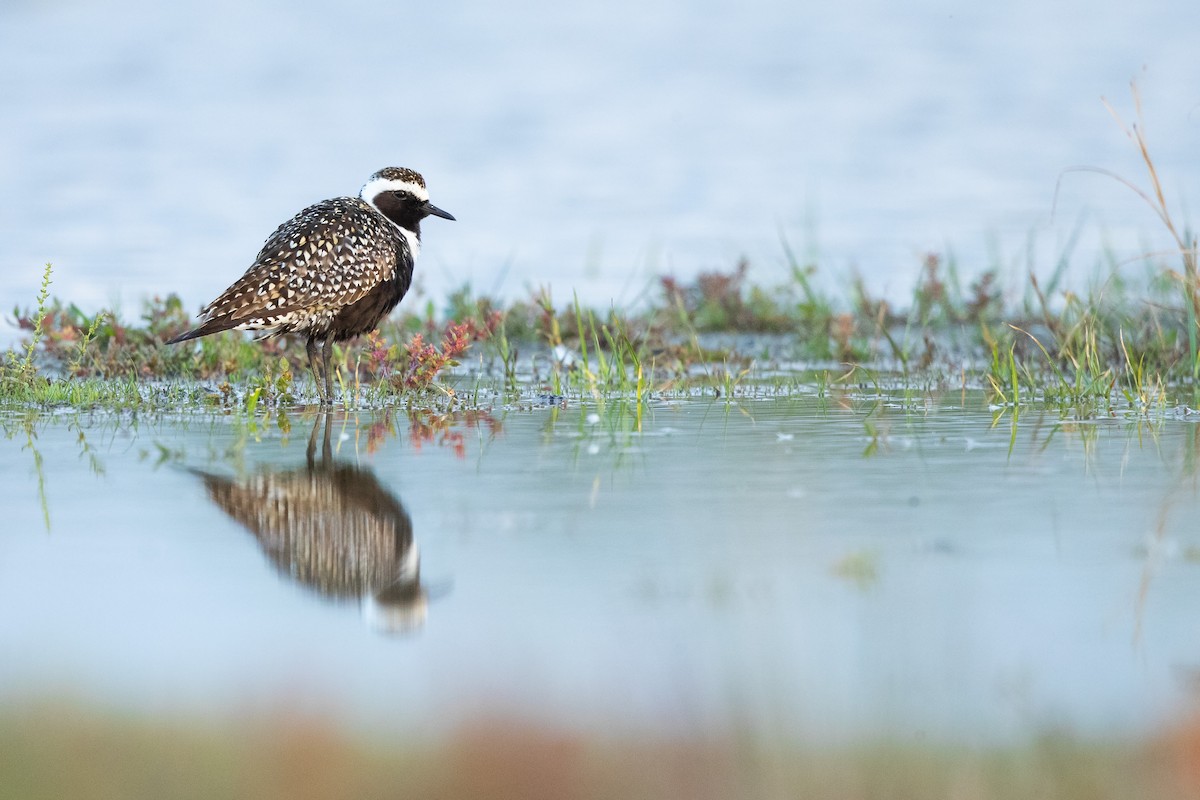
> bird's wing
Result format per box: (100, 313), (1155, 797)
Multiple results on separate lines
(199, 198), (404, 327)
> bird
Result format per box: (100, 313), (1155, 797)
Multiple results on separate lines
(166, 167), (455, 404)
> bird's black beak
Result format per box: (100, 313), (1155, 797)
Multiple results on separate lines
(423, 202), (455, 221)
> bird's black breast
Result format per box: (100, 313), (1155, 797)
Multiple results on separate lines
(327, 272), (410, 341)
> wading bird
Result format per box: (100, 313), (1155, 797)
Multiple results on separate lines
(166, 167), (454, 404)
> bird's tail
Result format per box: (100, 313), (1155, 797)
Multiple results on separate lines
(164, 328), (205, 345)
(164, 317), (238, 345)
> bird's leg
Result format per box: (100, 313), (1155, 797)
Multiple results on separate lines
(306, 336), (327, 406)
(322, 337), (335, 406)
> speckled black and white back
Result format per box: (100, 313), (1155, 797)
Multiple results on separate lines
(167, 167), (447, 345)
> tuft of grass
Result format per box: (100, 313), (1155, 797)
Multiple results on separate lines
(1098, 87), (1199, 375)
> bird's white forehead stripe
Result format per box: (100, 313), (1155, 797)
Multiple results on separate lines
(359, 176), (429, 203)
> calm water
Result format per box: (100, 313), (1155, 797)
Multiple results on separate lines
(3, 395), (1200, 742)
(1, 0), (1198, 329)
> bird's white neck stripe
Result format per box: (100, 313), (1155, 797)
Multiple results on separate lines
(396, 225), (420, 258)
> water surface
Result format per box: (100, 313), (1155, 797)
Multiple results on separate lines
(3, 395), (1199, 743)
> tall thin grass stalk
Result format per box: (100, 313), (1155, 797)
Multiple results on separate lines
(1057, 83), (1200, 378)
(19, 263), (54, 382)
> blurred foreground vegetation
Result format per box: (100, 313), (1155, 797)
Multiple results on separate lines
(2, 702), (1199, 800)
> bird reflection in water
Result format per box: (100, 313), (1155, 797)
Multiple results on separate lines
(192, 413), (427, 634)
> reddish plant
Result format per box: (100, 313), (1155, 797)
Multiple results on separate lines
(362, 330), (393, 378)
(394, 321), (477, 392)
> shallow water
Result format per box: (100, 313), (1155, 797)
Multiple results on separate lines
(3, 394), (1200, 743)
